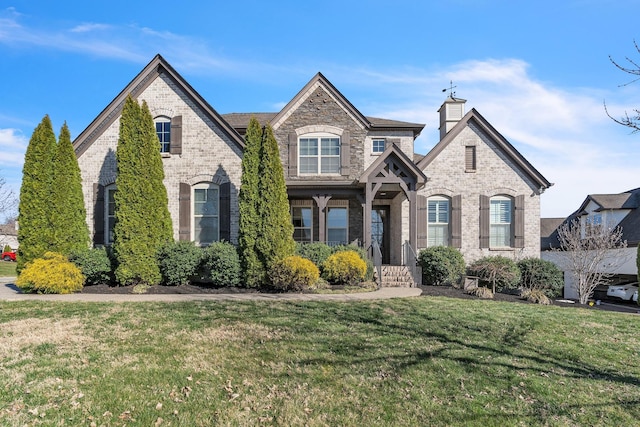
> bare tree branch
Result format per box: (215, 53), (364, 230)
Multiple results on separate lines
(606, 40), (640, 131)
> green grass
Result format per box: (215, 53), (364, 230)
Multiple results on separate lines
(0, 260), (16, 277)
(0, 297), (639, 426)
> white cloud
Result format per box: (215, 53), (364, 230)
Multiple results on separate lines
(0, 128), (27, 168)
(70, 23), (111, 33)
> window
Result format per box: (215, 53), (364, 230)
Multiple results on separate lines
(428, 196), (450, 247)
(105, 185), (116, 244)
(155, 116), (171, 153)
(193, 183), (219, 245)
(372, 139), (386, 154)
(292, 206), (313, 243)
(299, 134), (340, 174)
(326, 207), (348, 245)
(465, 146), (476, 171)
(490, 196), (512, 247)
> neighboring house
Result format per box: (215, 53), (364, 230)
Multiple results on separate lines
(0, 223), (18, 250)
(541, 188), (640, 299)
(73, 54), (551, 275)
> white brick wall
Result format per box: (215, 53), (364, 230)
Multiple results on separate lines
(419, 122), (542, 264)
(77, 73), (243, 244)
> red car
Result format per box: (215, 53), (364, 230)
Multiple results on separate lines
(1, 251), (16, 262)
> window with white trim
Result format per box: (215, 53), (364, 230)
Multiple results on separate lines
(326, 207), (348, 245)
(428, 196), (450, 247)
(292, 206), (313, 243)
(105, 185), (116, 245)
(372, 139), (386, 154)
(193, 183), (219, 245)
(155, 116), (171, 153)
(299, 133), (340, 174)
(490, 196), (512, 248)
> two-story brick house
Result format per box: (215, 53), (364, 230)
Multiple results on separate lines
(73, 54), (551, 275)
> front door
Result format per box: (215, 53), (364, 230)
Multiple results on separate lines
(372, 206), (390, 264)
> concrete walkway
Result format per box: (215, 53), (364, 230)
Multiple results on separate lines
(0, 277), (422, 302)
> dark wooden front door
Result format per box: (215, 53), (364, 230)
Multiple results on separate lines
(372, 206), (390, 264)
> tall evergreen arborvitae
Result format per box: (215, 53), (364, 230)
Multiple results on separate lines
(113, 96), (173, 285)
(238, 117), (264, 287)
(50, 122), (89, 256)
(255, 124), (295, 270)
(17, 115), (57, 273)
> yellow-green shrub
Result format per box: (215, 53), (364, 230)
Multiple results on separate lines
(17, 252), (84, 294)
(269, 255), (320, 291)
(322, 250), (367, 286)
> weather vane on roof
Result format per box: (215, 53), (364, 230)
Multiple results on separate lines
(442, 80), (457, 98)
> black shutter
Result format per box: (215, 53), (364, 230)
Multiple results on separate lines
(341, 130), (350, 176)
(514, 195), (525, 248)
(451, 195), (462, 248)
(93, 184), (105, 245)
(178, 183), (191, 241)
(170, 115), (182, 155)
(417, 195), (428, 249)
(220, 182), (231, 242)
(479, 195), (490, 248)
(288, 132), (297, 177)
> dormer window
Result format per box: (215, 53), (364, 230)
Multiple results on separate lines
(299, 133), (340, 174)
(155, 116), (171, 153)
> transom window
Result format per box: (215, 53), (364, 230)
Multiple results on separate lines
(193, 183), (219, 245)
(326, 207), (348, 246)
(299, 134), (340, 174)
(105, 185), (116, 244)
(490, 196), (512, 248)
(372, 139), (386, 154)
(292, 206), (313, 243)
(428, 196), (450, 247)
(155, 116), (171, 153)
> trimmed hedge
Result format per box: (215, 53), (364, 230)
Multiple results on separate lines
(296, 242), (334, 268)
(17, 252), (84, 294)
(269, 255), (320, 292)
(201, 241), (241, 287)
(332, 244), (374, 282)
(517, 257), (564, 298)
(69, 247), (113, 286)
(158, 241), (203, 286)
(417, 246), (465, 286)
(467, 256), (521, 293)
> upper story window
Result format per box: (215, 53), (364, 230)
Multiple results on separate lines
(155, 116), (171, 153)
(428, 196), (450, 247)
(372, 139), (386, 154)
(299, 133), (340, 174)
(193, 183), (219, 246)
(490, 196), (512, 248)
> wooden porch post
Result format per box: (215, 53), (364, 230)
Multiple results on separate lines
(312, 195), (331, 243)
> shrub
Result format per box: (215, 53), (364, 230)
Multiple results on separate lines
(467, 256), (521, 293)
(521, 288), (552, 305)
(417, 246), (466, 286)
(201, 241), (241, 287)
(466, 285), (494, 299)
(69, 247), (113, 285)
(3, 244), (11, 253)
(157, 241), (203, 286)
(296, 242), (333, 268)
(269, 255), (320, 292)
(16, 252), (84, 294)
(517, 257), (564, 298)
(322, 250), (367, 286)
(332, 244), (374, 281)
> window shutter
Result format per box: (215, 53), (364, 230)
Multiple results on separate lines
(179, 183), (191, 241)
(93, 184), (105, 245)
(220, 182), (231, 242)
(341, 130), (351, 176)
(417, 195), (428, 248)
(451, 195), (462, 248)
(170, 115), (182, 155)
(465, 146), (476, 171)
(479, 195), (490, 248)
(288, 132), (298, 177)
(514, 195), (525, 248)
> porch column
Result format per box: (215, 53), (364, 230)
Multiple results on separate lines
(408, 184), (417, 256)
(363, 182), (382, 250)
(312, 195), (331, 243)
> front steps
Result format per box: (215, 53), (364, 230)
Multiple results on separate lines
(377, 265), (417, 288)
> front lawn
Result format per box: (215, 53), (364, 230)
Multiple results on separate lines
(0, 297), (638, 426)
(0, 260), (16, 277)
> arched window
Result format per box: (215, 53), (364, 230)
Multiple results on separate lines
(427, 196), (450, 247)
(193, 183), (219, 245)
(155, 116), (171, 153)
(299, 133), (340, 174)
(490, 195), (512, 248)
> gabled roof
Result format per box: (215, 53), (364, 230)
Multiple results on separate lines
(576, 192), (640, 213)
(416, 108), (552, 191)
(73, 54), (245, 156)
(359, 142), (427, 187)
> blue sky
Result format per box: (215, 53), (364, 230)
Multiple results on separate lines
(1, 0), (640, 219)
